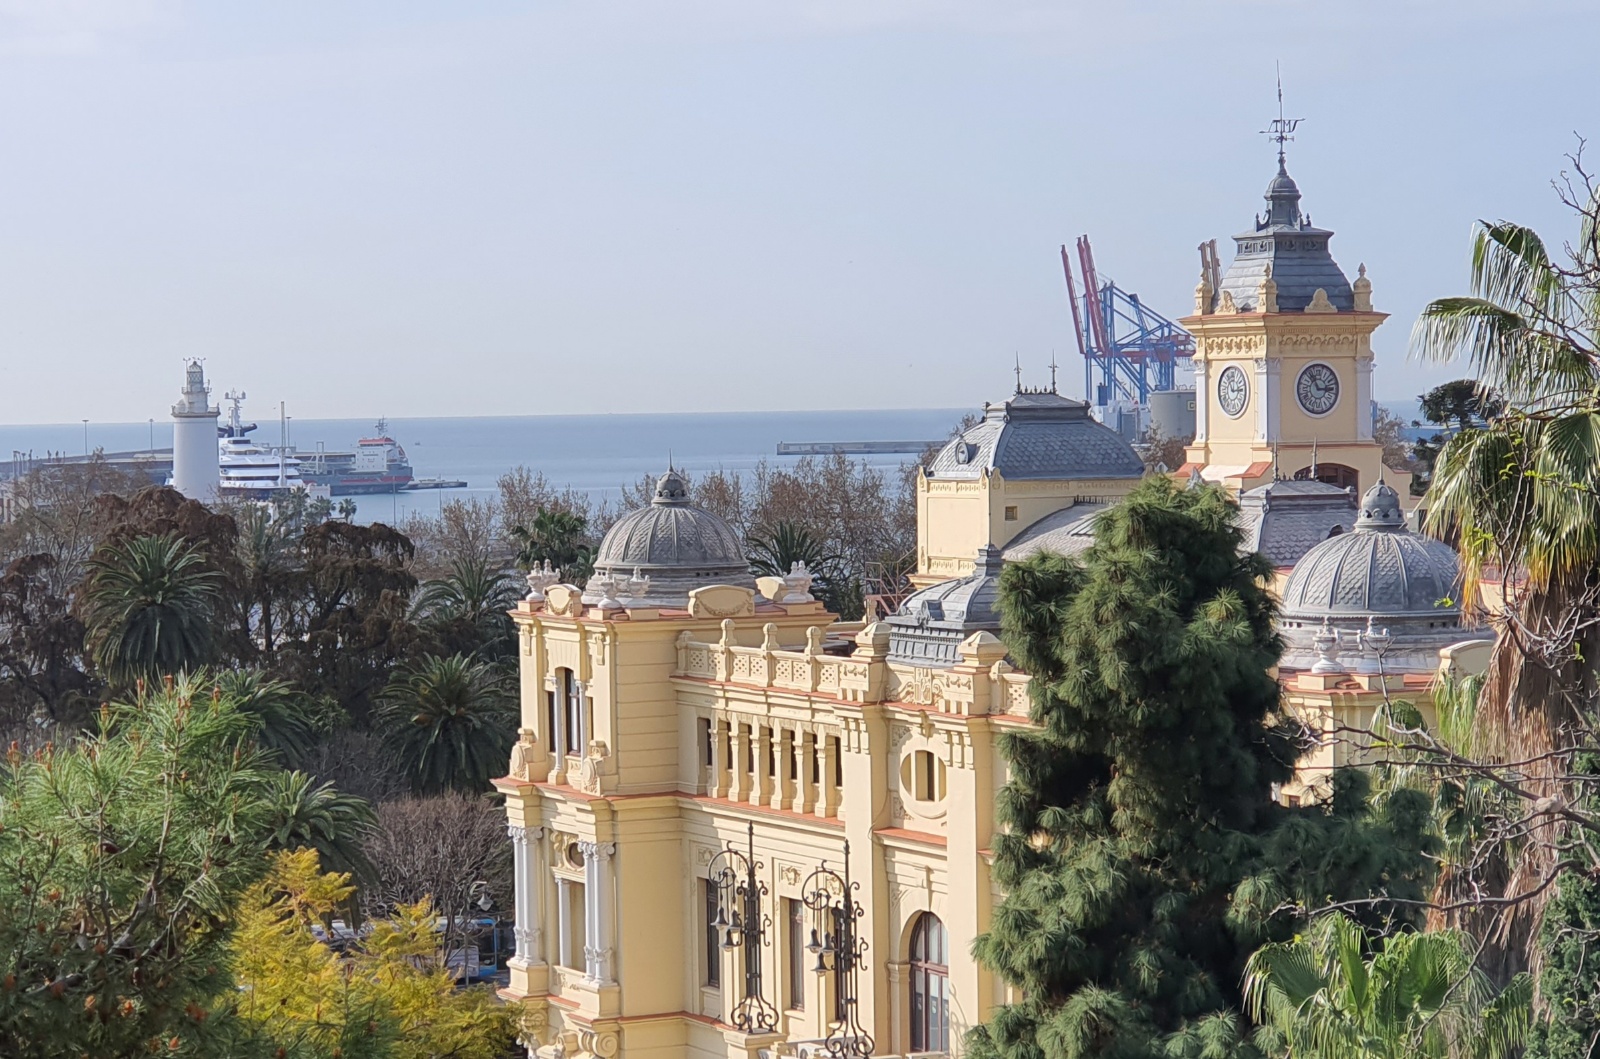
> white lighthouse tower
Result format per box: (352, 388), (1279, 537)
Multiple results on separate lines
(170, 360), (220, 502)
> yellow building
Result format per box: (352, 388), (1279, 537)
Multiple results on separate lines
(496, 158), (1482, 1059)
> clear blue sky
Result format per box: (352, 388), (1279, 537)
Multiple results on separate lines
(0, 1), (1592, 424)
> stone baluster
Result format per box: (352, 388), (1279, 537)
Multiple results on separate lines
(821, 735), (840, 818)
(798, 729), (817, 814)
(753, 725), (773, 806)
(775, 726), (795, 809)
(731, 723), (751, 801)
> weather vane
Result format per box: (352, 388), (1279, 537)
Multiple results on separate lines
(1260, 62), (1302, 167)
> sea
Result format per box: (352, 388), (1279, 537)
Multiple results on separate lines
(0, 409), (970, 525)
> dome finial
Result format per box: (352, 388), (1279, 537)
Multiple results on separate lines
(1261, 62), (1303, 173)
(1354, 479), (1404, 530)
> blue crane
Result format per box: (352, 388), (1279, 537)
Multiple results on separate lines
(1061, 235), (1195, 408)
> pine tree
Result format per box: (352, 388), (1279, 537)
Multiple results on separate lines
(968, 477), (1438, 1059)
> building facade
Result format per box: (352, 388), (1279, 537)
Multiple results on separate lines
(496, 158), (1480, 1059)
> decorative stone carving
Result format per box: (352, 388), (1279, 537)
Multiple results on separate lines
(1352, 263), (1373, 312)
(509, 735), (539, 781)
(894, 667), (945, 707)
(688, 584), (756, 619)
(779, 561), (815, 603)
(578, 741), (612, 795)
(525, 561), (561, 602)
(545, 585), (585, 617)
(620, 567), (651, 604)
(1305, 287), (1337, 313)
(1217, 290), (1238, 315)
(779, 865), (801, 886)
(1257, 263), (1279, 313)
(1310, 618), (1343, 674)
(586, 574), (624, 611)
(1194, 273), (1213, 316)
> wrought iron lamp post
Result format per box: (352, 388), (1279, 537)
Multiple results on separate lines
(802, 841), (873, 1059)
(707, 822), (778, 1033)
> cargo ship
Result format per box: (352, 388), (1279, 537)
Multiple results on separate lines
(298, 420), (415, 495)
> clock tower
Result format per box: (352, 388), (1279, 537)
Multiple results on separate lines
(1179, 156), (1410, 496)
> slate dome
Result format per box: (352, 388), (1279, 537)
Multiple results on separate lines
(925, 389), (1144, 482)
(886, 546), (1004, 668)
(1277, 481), (1488, 671)
(587, 469), (754, 608)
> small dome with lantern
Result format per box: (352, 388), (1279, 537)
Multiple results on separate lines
(587, 469), (754, 608)
(1277, 481), (1490, 671)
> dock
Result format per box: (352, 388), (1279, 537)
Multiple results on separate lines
(776, 440), (938, 456)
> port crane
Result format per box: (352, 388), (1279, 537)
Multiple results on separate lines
(1060, 235), (1194, 408)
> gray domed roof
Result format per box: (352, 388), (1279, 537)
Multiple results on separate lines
(588, 469), (754, 608)
(926, 389), (1144, 482)
(1277, 481), (1488, 671)
(1214, 160), (1354, 313)
(887, 546), (1004, 668)
(1237, 478), (1358, 569)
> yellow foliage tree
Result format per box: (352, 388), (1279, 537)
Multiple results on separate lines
(232, 849), (516, 1059)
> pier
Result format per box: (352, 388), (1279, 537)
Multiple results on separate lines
(776, 440), (938, 456)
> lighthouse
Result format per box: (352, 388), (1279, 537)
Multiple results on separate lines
(170, 360), (220, 502)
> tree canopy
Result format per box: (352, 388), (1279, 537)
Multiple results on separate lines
(968, 477), (1437, 1059)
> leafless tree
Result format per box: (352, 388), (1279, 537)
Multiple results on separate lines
(361, 793), (513, 960)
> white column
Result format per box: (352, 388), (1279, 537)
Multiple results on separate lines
(1193, 360), (1210, 443)
(579, 839), (617, 985)
(508, 826), (529, 963)
(508, 825), (547, 966)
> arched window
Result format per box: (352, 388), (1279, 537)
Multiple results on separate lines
(909, 913), (949, 1053)
(1292, 462), (1359, 491)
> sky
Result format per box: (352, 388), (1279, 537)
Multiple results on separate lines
(0, 0), (1594, 425)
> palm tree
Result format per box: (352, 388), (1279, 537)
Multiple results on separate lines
(378, 654), (516, 795)
(1244, 913), (1530, 1059)
(80, 533), (221, 686)
(1411, 204), (1600, 945)
(411, 556), (522, 657)
(217, 668), (330, 769)
(746, 520), (836, 578)
(509, 507), (594, 582)
(233, 505), (301, 661)
(261, 769), (377, 881)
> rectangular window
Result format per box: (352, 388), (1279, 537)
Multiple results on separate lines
(704, 879), (722, 988)
(830, 736), (843, 787)
(698, 717), (713, 768)
(914, 750), (936, 802)
(563, 671), (583, 755)
(560, 880), (586, 971)
(546, 689), (557, 751)
(786, 898), (805, 1010)
(1004, 505), (1018, 521)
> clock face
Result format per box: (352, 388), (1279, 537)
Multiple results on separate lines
(1217, 365), (1249, 418)
(1296, 363), (1340, 416)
